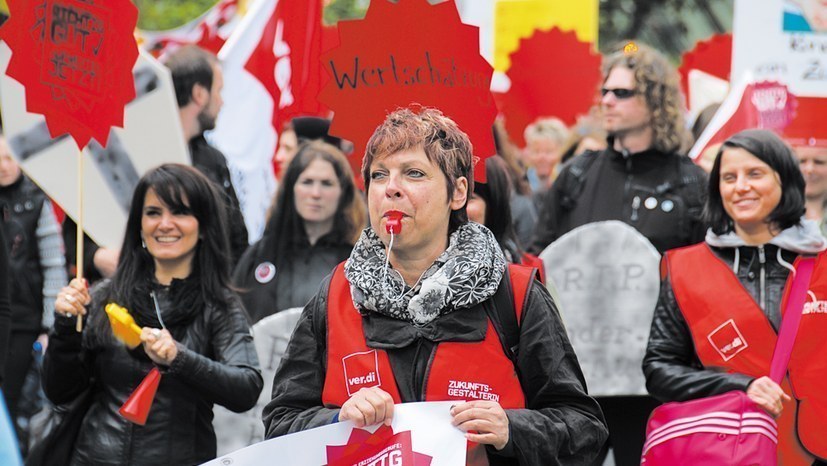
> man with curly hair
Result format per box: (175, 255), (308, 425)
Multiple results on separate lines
(529, 42), (706, 256)
(528, 43), (707, 465)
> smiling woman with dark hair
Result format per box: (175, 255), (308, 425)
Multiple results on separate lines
(45, 164), (263, 465)
(644, 129), (827, 465)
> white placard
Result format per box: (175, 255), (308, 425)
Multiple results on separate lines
(213, 308), (303, 455)
(203, 401), (466, 466)
(732, 0), (827, 97)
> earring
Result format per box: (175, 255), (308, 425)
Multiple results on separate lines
(141, 238), (147, 249)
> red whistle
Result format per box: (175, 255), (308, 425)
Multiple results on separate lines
(385, 211), (403, 234)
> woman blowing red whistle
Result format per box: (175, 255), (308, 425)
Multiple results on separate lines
(263, 107), (607, 465)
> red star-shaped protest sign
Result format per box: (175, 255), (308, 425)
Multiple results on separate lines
(326, 425), (432, 466)
(0, 0), (139, 149)
(678, 33), (732, 106)
(499, 28), (602, 147)
(319, 0), (496, 182)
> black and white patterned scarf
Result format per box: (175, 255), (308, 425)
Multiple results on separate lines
(344, 222), (506, 325)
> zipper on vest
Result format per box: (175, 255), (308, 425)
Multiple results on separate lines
(631, 196), (641, 222)
(758, 245), (766, 310)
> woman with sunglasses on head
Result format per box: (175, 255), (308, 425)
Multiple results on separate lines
(263, 107), (607, 465)
(644, 129), (827, 465)
(234, 141), (365, 322)
(44, 164), (263, 465)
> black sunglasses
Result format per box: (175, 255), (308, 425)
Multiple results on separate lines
(601, 88), (638, 99)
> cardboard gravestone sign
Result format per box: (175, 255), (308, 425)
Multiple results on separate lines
(319, 0), (496, 182)
(213, 308), (303, 455)
(0, 46), (189, 248)
(539, 221), (660, 396)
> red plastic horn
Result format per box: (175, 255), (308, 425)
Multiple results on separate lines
(119, 367), (161, 425)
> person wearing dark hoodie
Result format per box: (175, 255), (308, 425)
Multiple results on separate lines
(234, 141), (365, 322)
(644, 129), (827, 466)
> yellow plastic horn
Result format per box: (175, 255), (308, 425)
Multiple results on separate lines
(105, 303), (143, 349)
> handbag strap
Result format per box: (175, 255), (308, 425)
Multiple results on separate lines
(769, 257), (816, 383)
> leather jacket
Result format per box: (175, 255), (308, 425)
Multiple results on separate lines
(643, 243), (799, 402)
(529, 143), (707, 255)
(43, 281), (263, 465)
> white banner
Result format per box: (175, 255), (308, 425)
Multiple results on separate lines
(732, 0), (827, 97)
(203, 402), (466, 466)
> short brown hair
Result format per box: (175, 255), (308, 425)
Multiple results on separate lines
(363, 107), (474, 232)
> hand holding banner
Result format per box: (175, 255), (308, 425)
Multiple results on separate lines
(202, 401), (466, 466)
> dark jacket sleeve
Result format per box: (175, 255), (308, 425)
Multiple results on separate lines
(502, 281), (608, 466)
(42, 313), (95, 404)
(167, 298), (263, 412)
(0, 228), (11, 385)
(262, 284), (340, 437)
(528, 177), (566, 255)
(680, 161), (708, 247)
(643, 271), (753, 402)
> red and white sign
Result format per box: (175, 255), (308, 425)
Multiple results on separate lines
(201, 401), (466, 466)
(731, 0), (827, 146)
(210, 0), (330, 241)
(319, 0), (497, 182)
(498, 27), (602, 147)
(0, 0), (139, 149)
(689, 76), (797, 161)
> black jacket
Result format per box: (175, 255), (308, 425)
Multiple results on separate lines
(263, 272), (608, 465)
(529, 143), (707, 255)
(189, 135), (249, 265)
(42, 281), (263, 465)
(233, 232), (353, 322)
(0, 227), (10, 384)
(643, 243), (799, 402)
(0, 175), (49, 332)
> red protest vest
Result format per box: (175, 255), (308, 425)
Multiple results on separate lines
(667, 244), (827, 465)
(322, 263), (531, 465)
(787, 251), (827, 460)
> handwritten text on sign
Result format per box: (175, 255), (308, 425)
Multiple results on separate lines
(42, 0), (109, 95)
(329, 52), (490, 92)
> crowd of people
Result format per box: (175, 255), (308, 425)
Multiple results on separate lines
(0, 35), (824, 466)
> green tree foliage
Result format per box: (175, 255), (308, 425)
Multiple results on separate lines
(135, 0), (733, 61)
(324, 0), (369, 24)
(599, 0), (733, 60)
(135, 0), (222, 31)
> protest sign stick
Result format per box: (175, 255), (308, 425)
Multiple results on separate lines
(76, 149), (84, 332)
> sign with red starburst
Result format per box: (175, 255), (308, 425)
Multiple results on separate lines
(678, 33), (732, 105)
(326, 425), (433, 466)
(0, 0), (139, 149)
(319, 0), (496, 182)
(499, 27), (602, 147)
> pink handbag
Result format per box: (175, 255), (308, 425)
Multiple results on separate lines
(641, 258), (815, 466)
